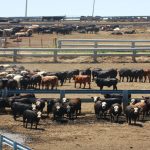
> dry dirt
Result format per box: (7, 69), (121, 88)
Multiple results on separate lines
(1, 29), (150, 150)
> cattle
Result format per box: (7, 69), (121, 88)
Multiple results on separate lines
(119, 68), (132, 82)
(47, 99), (56, 116)
(103, 93), (131, 99)
(35, 99), (45, 112)
(0, 98), (7, 112)
(73, 75), (91, 89)
(52, 102), (65, 120)
(92, 68), (102, 81)
(130, 99), (147, 120)
(62, 98), (81, 119)
(143, 69), (150, 83)
(41, 76), (58, 90)
(95, 78), (118, 90)
(13, 75), (23, 89)
(125, 105), (140, 125)
(96, 69), (117, 79)
(30, 74), (42, 89)
(109, 103), (122, 123)
(20, 76), (30, 90)
(94, 100), (108, 119)
(11, 102), (36, 120)
(23, 110), (42, 129)
(66, 69), (80, 83)
(81, 68), (92, 80)
(55, 71), (68, 86)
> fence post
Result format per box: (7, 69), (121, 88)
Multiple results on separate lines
(13, 142), (17, 150)
(93, 42), (98, 62)
(53, 49), (58, 63)
(13, 49), (17, 63)
(58, 41), (61, 48)
(53, 38), (57, 48)
(60, 90), (65, 100)
(0, 135), (2, 150)
(122, 90), (129, 112)
(131, 42), (136, 63)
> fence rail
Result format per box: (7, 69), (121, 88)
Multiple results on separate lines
(1, 89), (150, 111)
(0, 46), (150, 63)
(0, 134), (31, 150)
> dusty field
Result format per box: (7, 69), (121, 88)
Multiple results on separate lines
(1, 29), (150, 150)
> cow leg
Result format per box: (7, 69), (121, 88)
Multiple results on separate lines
(79, 83), (81, 88)
(75, 82), (76, 88)
(100, 86), (103, 90)
(26, 122), (28, 128)
(83, 83), (86, 89)
(89, 83), (91, 89)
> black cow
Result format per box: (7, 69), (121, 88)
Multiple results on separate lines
(23, 110), (42, 129)
(30, 74), (42, 89)
(52, 102), (65, 120)
(125, 105), (140, 125)
(62, 98), (81, 119)
(119, 68), (132, 82)
(11, 102), (36, 120)
(95, 78), (118, 90)
(97, 69), (117, 79)
(104, 93), (131, 99)
(92, 68), (102, 81)
(81, 68), (91, 80)
(94, 100), (108, 119)
(109, 103), (122, 122)
(66, 69), (80, 83)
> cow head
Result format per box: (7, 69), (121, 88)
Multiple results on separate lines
(37, 111), (42, 118)
(32, 103), (36, 110)
(114, 105), (119, 112)
(102, 102), (107, 109)
(133, 107), (139, 114)
(91, 96), (101, 102)
(56, 105), (61, 111)
(62, 97), (69, 103)
(67, 105), (71, 112)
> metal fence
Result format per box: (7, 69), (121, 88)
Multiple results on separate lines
(0, 134), (31, 150)
(1, 89), (150, 111)
(0, 47), (150, 63)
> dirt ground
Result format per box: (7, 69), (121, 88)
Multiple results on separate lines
(1, 27), (150, 150)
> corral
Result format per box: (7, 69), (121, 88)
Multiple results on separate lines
(1, 23), (150, 150)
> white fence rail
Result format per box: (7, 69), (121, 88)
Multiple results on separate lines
(0, 134), (31, 150)
(57, 39), (150, 49)
(0, 47), (150, 63)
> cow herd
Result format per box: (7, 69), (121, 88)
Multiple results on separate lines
(0, 65), (150, 129)
(0, 65), (150, 91)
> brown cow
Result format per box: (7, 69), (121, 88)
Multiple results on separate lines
(130, 99), (147, 120)
(41, 76), (58, 90)
(73, 75), (91, 89)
